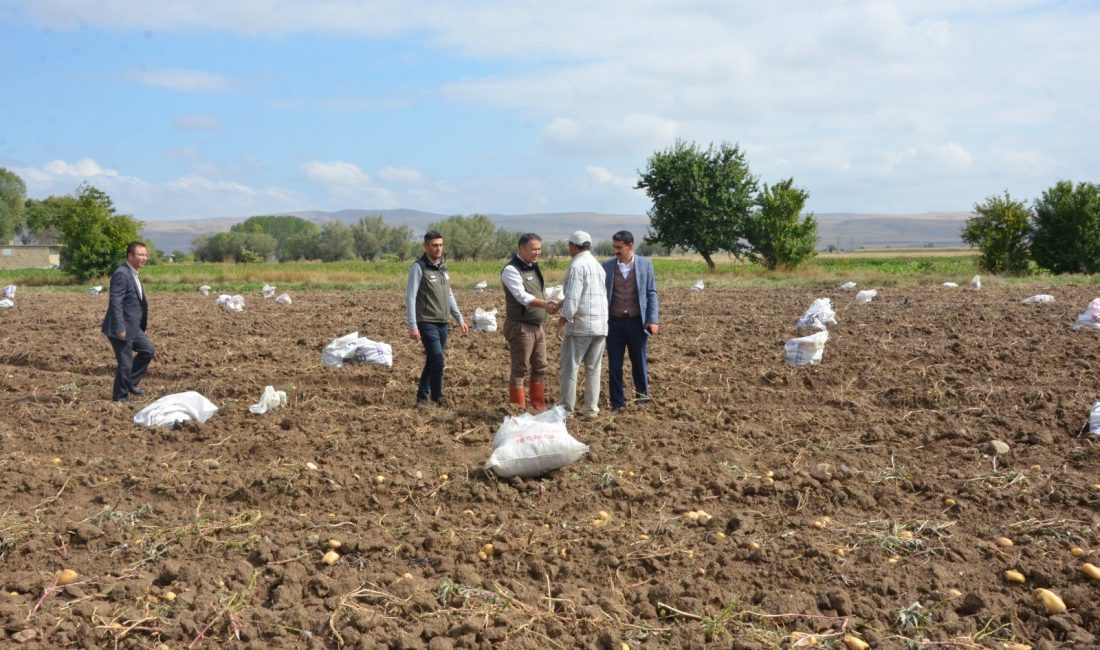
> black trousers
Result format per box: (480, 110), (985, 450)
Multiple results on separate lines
(108, 332), (156, 401)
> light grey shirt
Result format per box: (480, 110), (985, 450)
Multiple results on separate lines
(127, 261), (143, 301)
(560, 250), (608, 336)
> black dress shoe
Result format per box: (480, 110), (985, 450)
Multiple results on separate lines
(130, 387), (146, 396)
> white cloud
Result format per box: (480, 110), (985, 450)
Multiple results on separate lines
(15, 158), (303, 219)
(171, 114), (223, 131)
(540, 115), (678, 157)
(126, 67), (232, 92)
(301, 160), (371, 188)
(378, 166), (423, 183)
(585, 165), (634, 190)
(301, 160), (399, 207)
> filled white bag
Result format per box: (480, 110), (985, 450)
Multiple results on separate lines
(472, 307), (498, 332)
(1090, 402), (1100, 436)
(215, 294), (245, 312)
(486, 406), (590, 478)
(691, 280), (705, 292)
(473, 280), (488, 293)
(249, 386), (287, 414)
(941, 282), (959, 288)
(839, 281), (857, 291)
(855, 289), (878, 304)
(133, 391), (218, 427)
(2, 285), (15, 299)
(1073, 298), (1100, 331)
(275, 293), (292, 305)
(784, 329), (829, 367)
(796, 298), (837, 331)
(89, 285), (103, 295)
(1022, 294), (1055, 304)
(199, 285), (211, 296)
(322, 332), (394, 368)
(970, 275), (982, 290)
(0, 299), (13, 309)
(262, 284), (276, 298)
(544, 285), (564, 302)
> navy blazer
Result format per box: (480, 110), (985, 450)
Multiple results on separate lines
(602, 255), (659, 325)
(101, 263), (148, 339)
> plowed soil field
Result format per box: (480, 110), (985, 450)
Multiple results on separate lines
(2, 284), (1099, 649)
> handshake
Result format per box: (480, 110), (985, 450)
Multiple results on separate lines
(545, 299), (562, 315)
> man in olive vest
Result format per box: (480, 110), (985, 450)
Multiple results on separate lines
(406, 231), (468, 406)
(500, 233), (560, 410)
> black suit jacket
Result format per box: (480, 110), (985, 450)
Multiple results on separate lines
(101, 264), (148, 339)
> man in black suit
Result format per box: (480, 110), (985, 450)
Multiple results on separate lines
(102, 241), (156, 403)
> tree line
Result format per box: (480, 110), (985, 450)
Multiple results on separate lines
(962, 182), (1100, 275)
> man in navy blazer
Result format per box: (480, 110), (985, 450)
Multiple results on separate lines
(602, 230), (659, 412)
(102, 241), (156, 402)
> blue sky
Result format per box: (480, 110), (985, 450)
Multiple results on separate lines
(2, 0), (1098, 221)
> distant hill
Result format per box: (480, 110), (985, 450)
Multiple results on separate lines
(140, 209), (970, 254)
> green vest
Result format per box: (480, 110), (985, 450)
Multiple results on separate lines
(503, 254), (547, 324)
(415, 255), (451, 323)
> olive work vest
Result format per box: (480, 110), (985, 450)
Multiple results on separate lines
(415, 255), (452, 323)
(502, 254), (547, 324)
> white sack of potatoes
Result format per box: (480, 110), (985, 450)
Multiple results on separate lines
(839, 281), (857, 291)
(322, 331), (393, 367)
(855, 289), (878, 304)
(544, 284), (564, 302)
(487, 406), (589, 478)
(275, 293), (292, 305)
(0, 299), (13, 309)
(1073, 298), (1100, 331)
(472, 307), (498, 332)
(970, 275), (982, 290)
(262, 283), (276, 298)
(133, 391), (218, 427)
(942, 282), (959, 288)
(691, 280), (705, 292)
(796, 297), (837, 331)
(783, 329), (829, 367)
(1022, 294), (1055, 304)
(473, 280), (488, 293)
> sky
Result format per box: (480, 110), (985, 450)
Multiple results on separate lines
(1, 0), (1098, 222)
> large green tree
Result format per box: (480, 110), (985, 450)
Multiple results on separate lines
(961, 191), (1032, 275)
(0, 167), (27, 244)
(58, 185), (143, 281)
(20, 195), (73, 244)
(744, 178), (818, 270)
(350, 215), (413, 261)
(317, 221), (354, 262)
(636, 140), (758, 271)
(1030, 180), (1100, 274)
(427, 214), (504, 260)
(193, 231), (276, 262)
(229, 215), (318, 261)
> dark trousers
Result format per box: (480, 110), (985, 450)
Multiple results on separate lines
(607, 316), (649, 410)
(108, 332), (156, 401)
(416, 322), (449, 403)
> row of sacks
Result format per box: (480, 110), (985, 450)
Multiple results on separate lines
(132, 386), (289, 427)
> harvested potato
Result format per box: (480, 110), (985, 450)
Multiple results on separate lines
(481, 543), (495, 557)
(321, 550), (340, 565)
(1005, 570), (1026, 584)
(55, 569), (79, 586)
(1033, 588), (1066, 614)
(842, 635), (870, 650)
(1071, 547), (1086, 558)
(1080, 563), (1100, 581)
(996, 537), (1014, 548)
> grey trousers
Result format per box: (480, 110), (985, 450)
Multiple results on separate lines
(559, 334), (606, 417)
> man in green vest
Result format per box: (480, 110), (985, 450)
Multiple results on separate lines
(406, 231), (468, 405)
(500, 233), (560, 410)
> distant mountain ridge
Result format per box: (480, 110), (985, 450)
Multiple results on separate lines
(139, 209), (971, 254)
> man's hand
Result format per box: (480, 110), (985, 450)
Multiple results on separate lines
(645, 323), (660, 335)
(546, 301), (560, 315)
(409, 327), (421, 342)
(459, 321), (470, 335)
(117, 331), (126, 340)
(556, 319), (566, 341)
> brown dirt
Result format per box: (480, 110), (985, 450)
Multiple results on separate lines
(1, 285), (1099, 649)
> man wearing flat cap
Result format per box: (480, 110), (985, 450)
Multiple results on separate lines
(556, 230), (607, 418)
